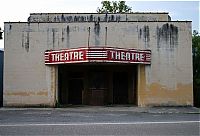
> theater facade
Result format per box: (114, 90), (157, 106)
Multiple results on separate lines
(3, 13), (193, 107)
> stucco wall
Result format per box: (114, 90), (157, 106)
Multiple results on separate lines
(137, 22), (193, 106)
(4, 20), (192, 107)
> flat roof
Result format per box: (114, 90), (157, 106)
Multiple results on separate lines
(30, 12), (169, 15)
(4, 21), (192, 24)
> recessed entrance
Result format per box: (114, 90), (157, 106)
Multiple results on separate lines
(58, 64), (137, 106)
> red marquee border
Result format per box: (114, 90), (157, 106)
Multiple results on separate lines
(45, 47), (151, 65)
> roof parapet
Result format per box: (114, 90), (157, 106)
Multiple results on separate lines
(28, 13), (170, 23)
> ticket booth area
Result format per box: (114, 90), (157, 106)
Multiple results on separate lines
(58, 64), (137, 106)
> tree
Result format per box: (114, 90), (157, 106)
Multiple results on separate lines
(97, 1), (132, 13)
(192, 30), (200, 107)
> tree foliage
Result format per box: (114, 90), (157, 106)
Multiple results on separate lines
(193, 30), (200, 107)
(0, 27), (3, 40)
(193, 30), (200, 86)
(97, 1), (132, 13)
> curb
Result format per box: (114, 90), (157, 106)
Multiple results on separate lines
(0, 107), (199, 114)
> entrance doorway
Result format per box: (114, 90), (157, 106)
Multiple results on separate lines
(58, 65), (84, 105)
(58, 64), (137, 106)
(68, 79), (83, 105)
(89, 71), (106, 105)
(113, 72), (128, 104)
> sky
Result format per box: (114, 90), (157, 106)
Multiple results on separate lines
(0, 0), (199, 49)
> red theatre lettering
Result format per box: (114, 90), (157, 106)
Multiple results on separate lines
(109, 50), (145, 62)
(45, 47), (151, 64)
(51, 51), (84, 62)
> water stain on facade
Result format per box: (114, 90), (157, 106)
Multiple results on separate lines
(94, 22), (100, 45)
(3, 13), (193, 107)
(157, 23), (178, 50)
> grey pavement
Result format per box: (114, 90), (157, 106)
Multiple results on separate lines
(0, 106), (199, 114)
(0, 106), (199, 135)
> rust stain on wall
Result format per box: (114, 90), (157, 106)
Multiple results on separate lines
(36, 91), (48, 96)
(50, 66), (56, 106)
(146, 83), (192, 105)
(138, 66), (193, 107)
(137, 65), (146, 106)
(5, 90), (48, 96)
(5, 92), (34, 96)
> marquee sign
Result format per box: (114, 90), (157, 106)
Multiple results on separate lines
(45, 47), (151, 64)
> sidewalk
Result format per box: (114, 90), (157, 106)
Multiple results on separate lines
(141, 106), (200, 114)
(0, 106), (199, 114)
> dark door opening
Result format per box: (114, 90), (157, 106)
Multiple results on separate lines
(68, 78), (83, 105)
(58, 64), (137, 106)
(113, 72), (128, 104)
(58, 65), (84, 105)
(89, 71), (106, 105)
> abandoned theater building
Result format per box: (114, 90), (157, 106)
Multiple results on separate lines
(3, 13), (193, 107)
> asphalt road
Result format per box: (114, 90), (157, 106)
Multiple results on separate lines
(0, 108), (199, 135)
